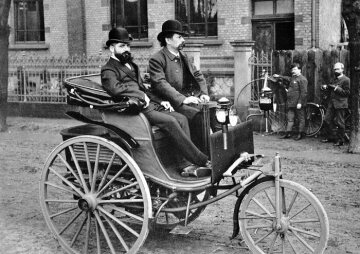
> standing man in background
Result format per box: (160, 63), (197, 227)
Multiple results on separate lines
(273, 62), (308, 140)
(321, 62), (350, 146)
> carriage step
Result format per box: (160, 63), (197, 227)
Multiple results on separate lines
(170, 225), (193, 235)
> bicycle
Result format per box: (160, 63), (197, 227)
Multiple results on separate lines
(238, 73), (350, 138)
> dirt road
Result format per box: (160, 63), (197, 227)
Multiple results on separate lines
(0, 117), (359, 254)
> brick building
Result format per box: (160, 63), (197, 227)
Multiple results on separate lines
(7, 0), (346, 99)
(8, 0), (345, 56)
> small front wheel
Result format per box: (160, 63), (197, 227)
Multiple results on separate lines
(239, 179), (329, 254)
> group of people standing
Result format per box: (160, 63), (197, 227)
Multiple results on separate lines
(273, 62), (350, 146)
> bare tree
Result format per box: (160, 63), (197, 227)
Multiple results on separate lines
(342, 0), (360, 153)
(0, 0), (11, 132)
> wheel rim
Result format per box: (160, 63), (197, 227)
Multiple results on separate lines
(39, 136), (151, 254)
(239, 179), (329, 254)
(305, 104), (324, 137)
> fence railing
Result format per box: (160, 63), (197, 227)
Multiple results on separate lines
(8, 53), (150, 103)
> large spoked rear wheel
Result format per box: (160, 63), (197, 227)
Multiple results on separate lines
(239, 179), (329, 254)
(40, 136), (152, 254)
(305, 103), (324, 137)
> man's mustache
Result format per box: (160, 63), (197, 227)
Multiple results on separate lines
(178, 42), (186, 49)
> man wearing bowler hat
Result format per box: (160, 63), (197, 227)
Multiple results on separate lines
(101, 27), (211, 176)
(149, 19), (213, 151)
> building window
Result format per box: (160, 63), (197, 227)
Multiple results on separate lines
(14, 0), (45, 43)
(252, 0), (294, 52)
(175, 0), (218, 38)
(253, 0), (294, 16)
(110, 0), (148, 40)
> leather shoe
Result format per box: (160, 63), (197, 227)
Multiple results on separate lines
(333, 141), (344, 146)
(280, 132), (291, 139)
(294, 133), (304, 141)
(180, 164), (197, 177)
(321, 139), (334, 143)
(181, 161), (212, 177)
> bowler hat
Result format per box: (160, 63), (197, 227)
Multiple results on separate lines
(157, 20), (187, 41)
(106, 27), (133, 47)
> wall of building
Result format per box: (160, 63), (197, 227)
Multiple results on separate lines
(318, 0), (342, 49)
(294, 0), (313, 49)
(8, 0), (69, 57)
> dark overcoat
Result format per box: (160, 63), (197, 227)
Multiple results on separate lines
(149, 47), (208, 108)
(101, 57), (161, 112)
(329, 75), (350, 109)
(282, 74), (308, 108)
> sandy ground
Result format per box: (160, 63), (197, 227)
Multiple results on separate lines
(0, 116), (359, 254)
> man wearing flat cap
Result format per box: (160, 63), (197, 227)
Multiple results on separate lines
(149, 19), (212, 152)
(101, 27), (212, 176)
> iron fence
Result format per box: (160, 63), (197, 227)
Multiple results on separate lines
(8, 53), (150, 103)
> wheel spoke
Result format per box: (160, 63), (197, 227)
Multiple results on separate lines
(97, 152), (117, 192)
(59, 210), (83, 235)
(94, 210), (116, 254)
(286, 191), (298, 216)
(289, 228), (315, 252)
(70, 215), (88, 247)
(83, 142), (93, 185)
(45, 181), (80, 197)
(98, 206), (140, 237)
(48, 167), (84, 196)
(252, 197), (273, 217)
(99, 199), (144, 204)
(289, 203), (311, 220)
(69, 145), (90, 193)
(83, 212), (91, 254)
(291, 218), (320, 224)
(281, 187), (287, 215)
(95, 217), (101, 254)
(264, 189), (275, 210)
(100, 181), (139, 199)
(45, 199), (78, 203)
(285, 233), (298, 254)
(289, 225), (320, 238)
(268, 232), (278, 253)
(97, 164), (128, 197)
(57, 154), (82, 186)
(49, 207), (78, 218)
(242, 210), (275, 220)
(106, 205), (144, 222)
(246, 224), (272, 230)
(254, 229), (275, 244)
(102, 212), (130, 252)
(90, 144), (101, 193)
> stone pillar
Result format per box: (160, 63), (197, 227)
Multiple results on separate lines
(183, 42), (204, 70)
(230, 40), (255, 121)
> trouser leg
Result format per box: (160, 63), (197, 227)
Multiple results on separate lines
(297, 107), (306, 133)
(334, 108), (346, 143)
(286, 108), (295, 132)
(144, 109), (208, 166)
(323, 104), (336, 140)
(175, 104), (205, 152)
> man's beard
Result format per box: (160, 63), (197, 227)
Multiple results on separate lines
(177, 42), (185, 51)
(115, 51), (133, 65)
(334, 72), (341, 77)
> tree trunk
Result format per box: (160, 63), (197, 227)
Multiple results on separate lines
(342, 0), (360, 153)
(0, 0), (11, 132)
